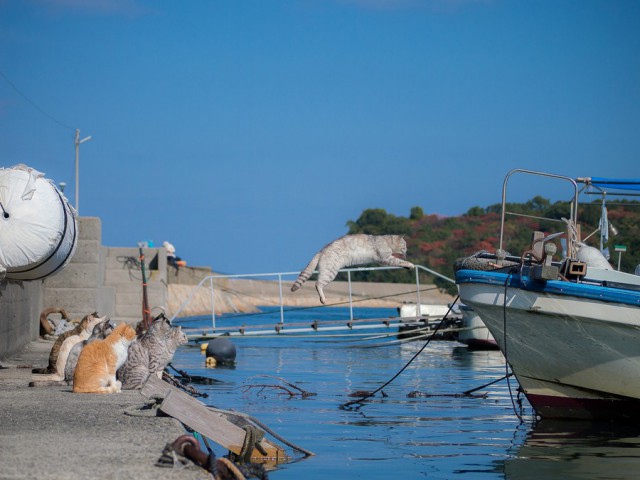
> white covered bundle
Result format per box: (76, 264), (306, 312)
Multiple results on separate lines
(0, 164), (77, 281)
(575, 241), (614, 271)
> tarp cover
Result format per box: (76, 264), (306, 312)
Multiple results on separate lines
(590, 177), (640, 192)
(0, 164), (77, 281)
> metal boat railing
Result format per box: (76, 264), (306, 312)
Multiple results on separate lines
(499, 169), (580, 259)
(170, 264), (454, 331)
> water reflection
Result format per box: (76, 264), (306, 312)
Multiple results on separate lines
(503, 420), (640, 480)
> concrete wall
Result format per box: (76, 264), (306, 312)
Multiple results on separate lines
(0, 280), (43, 359)
(103, 245), (167, 323)
(0, 216), (170, 358)
(166, 265), (212, 286)
(43, 217), (116, 320)
(43, 216), (167, 324)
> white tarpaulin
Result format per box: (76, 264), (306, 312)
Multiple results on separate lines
(0, 164), (77, 281)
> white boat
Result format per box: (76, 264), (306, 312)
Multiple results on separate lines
(455, 169), (640, 420)
(456, 304), (498, 350)
(398, 303), (453, 320)
(398, 303), (461, 340)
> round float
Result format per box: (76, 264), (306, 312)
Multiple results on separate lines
(205, 337), (237, 365)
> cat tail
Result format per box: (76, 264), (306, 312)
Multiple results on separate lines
(28, 378), (66, 387)
(291, 253), (321, 292)
(31, 366), (52, 374)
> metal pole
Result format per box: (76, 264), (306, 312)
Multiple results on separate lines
(138, 247), (152, 330)
(74, 129), (92, 215)
(416, 267), (422, 317)
(618, 251), (622, 271)
(210, 277), (216, 330)
(75, 129), (80, 214)
(278, 274), (284, 324)
(348, 270), (353, 322)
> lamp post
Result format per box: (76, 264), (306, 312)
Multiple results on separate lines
(75, 129), (92, 215)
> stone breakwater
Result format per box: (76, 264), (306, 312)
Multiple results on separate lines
(167, 278), (456, 318)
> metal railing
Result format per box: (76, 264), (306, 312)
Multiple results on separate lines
(500, 169), (580, 258)
(170, 264), (454, 331)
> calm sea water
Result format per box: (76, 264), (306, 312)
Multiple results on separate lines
(172, 307), (640, 479)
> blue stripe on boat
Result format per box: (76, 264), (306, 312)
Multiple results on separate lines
(455, 269), (640, 307)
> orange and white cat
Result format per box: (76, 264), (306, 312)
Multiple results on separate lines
(29, 313), (105, 387)
(73, 322), (137, 394)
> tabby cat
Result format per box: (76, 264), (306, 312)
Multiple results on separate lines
(291, 234), (414, 304)
(117, 316), (188, 390)
(64, 317), (115, 384)
(32, 312), (102, 376)
(73, 322), (137, 394)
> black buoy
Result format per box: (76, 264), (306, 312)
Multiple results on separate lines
(205, 337), (236, 366)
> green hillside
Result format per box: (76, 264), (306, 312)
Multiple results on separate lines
(345, 198), (640, 294)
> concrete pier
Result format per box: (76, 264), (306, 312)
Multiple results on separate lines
(0, 339), (206, 480)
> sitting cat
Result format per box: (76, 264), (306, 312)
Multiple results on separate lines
(31, 312), (102, 376)
(118, 316), (188, 390)
(73, 322), (137, 394)
(291, 234), (414, 304)
(64, 317), (115, 384)
(39, 306), (70, 338)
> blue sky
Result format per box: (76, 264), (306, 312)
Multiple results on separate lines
(1, 0), (639, 274)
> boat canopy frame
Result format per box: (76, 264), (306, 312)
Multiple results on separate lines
(498, 169), (580, 259)
(577, 177), (640, 196)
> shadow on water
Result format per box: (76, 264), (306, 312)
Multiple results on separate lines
(496, 420), (640, 480)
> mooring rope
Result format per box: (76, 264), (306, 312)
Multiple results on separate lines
(340, 296), (460, 410)
(116, 255), (145, 281)
(462, 373), (513, 396)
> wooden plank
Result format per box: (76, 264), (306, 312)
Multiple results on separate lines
(140, 376), (286, 461)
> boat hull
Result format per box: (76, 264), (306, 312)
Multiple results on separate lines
(456, 269), (640, 420)
(457, 305), (499, 350)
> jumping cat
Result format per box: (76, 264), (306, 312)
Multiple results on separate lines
(73, 322), (137, 394)
(291, 234), (414, 304)
(118, 316), (188, 390)
(64, 317), (116, 384)
(31, 312), (102, 376)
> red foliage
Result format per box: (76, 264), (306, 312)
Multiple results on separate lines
(428, 257), (447, 266)
(419, 240), (447, 253)
(608, 208), (635, 220)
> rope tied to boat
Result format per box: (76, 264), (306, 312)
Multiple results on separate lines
(162, 369), (208, 398)
(340, 296), (460, 410)
(123, 395), (164, 417)
(233, 425), (267, 464)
